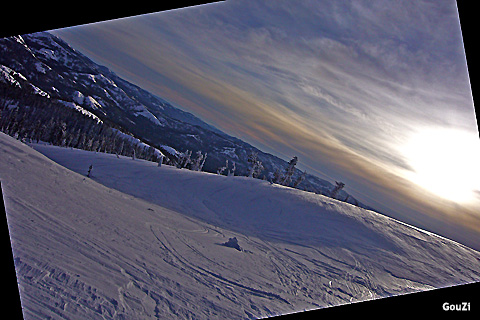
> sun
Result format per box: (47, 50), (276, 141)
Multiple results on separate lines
(399, 128), (480, 204)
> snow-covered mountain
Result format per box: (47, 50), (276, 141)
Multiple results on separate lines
(2, 132), (480, 319)
(0, 32), (220, 135)
(0, 31), (367, 208)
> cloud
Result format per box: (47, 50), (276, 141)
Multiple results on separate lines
(52, 0), (480, 247)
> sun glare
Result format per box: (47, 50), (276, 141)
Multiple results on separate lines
(400, 128), (480, 204)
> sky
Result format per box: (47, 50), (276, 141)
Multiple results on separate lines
(51, 0), (480, 249)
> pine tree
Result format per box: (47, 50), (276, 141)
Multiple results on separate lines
(253, 161), (264, 178)
(280, 156), (298, 186)
(272, 168), (283, 184)
(228, 161), (236, 176)
(191, 151), (206, 171)
(177, 150), (192, 168)
(199, 152), (207, 171)
(247, 151), (264, 178)
(87, 164), (93, 177)
(158, 155), (164, 167)
(330, 181), (345, 199)
(217, 160), (228, 175)
(293, 170), (307, 188)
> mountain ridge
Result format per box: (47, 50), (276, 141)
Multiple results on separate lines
(0, 31), (371, 209)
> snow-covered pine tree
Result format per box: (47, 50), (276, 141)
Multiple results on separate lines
(272, 168), (283, 184)
(247, 151), (264, 178)
(135, 143), (146, 160)
(117, 140), (124, 156)
(228, 161), (236, 176)
(144, 146), (156, 162)
(191, 151), (206, 171)
(177, 150), (192, 168)
(247, 151), (258, 177)
(217, 160), (228, 175)
(330, 181), (345, 199)
(175, 152), (183, 168)
(280, 156), (298, 186)
(293, 170), (307, 188)
(253, 161), (264, 178)
(158, 154), (164, 167)
(199, 152), (207, 171)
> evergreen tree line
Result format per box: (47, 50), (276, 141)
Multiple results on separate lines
(0, 79), (359, 207)
(245, 151), (306, 188)
(242, 150), (358, 205)
(174, 149), (208, 171)
(0, 80), (161, 162)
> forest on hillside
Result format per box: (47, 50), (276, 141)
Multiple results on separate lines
(0, 78), (163, 162)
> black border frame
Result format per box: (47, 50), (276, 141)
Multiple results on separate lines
(2, 1), (479, 318)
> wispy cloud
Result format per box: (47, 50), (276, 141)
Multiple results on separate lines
(53, 0), (480, 246)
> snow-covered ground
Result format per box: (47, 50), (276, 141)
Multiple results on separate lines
(1, 132), (480, 319)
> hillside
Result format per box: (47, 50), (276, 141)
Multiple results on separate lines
(2, 132), (480, 319)
(0, 31), (367, 208)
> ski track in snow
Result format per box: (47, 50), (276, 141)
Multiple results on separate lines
(2, 134), (480, 319)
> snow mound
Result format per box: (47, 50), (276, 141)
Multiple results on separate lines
(221, 237), (243, 251)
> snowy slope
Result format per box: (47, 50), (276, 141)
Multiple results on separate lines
(2, 133), (480, 319)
